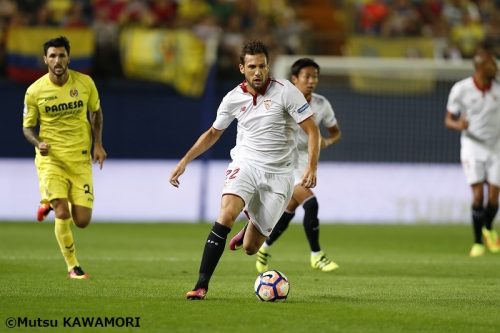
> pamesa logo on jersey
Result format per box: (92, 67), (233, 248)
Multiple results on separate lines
(45, 100), (84, 113)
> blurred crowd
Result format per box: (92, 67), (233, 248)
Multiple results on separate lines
(352, 0), (500, 59)
(0, 0), (309, 79)
(0, 0), (499, 80)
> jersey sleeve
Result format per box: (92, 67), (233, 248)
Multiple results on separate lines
(87, 77), (101, 112)
(446, 82), (462, 116)
(212, 93), (236, 130)
(22, 86), (39, 128)
(320, 98), (337, 128)
(283, 80), (312, 123)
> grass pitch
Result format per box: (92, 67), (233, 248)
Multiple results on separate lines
(1, 222), (499, 333)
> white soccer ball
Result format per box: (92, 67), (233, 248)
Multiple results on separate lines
(254, 270), (290, 302)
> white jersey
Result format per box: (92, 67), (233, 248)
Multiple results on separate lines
(447, 77), (500, 150)
(294, 92), (337, 184)
(213, 79), (313, 173)
(297, 93), (337, 153)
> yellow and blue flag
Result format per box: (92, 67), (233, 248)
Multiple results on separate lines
(120, 28), (207, 97)
(6, 27), (94, 82)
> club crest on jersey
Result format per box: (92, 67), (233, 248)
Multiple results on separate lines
(69, 88), (79, 98)
(264, 99), (272, 110)
(240, 106), (247, 113)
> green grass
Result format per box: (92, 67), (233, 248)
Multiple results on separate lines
(1, 222), (499, 333)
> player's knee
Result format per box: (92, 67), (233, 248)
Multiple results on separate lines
(74, 218), (91, 228)
(243, 245), (258, 255)
(242, 236), (260, 255)
(302, 196), (319, 216)
(54, 209), (71, 220)
(53, 202), (71, 220)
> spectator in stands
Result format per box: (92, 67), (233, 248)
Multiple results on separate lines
(417, 0), (444, 37)
(192, 13), (221, 42)
(33, 2), (58, 26)
(121, 0), (154, 27)
(0, 0), (16, 75)
(212, 0), (235, 27)
(46, 0), (71, 25)
(476, 0), (498, 23)
(176, 0), (212, 27)
(246, 15), (281, 62)
(358, 0), (389, 35)
(15, 0), (44, 25)
(445, 46), (500, 257)
(450, 9), (485, 58)
(484, 12), (500, 58)
(273, 7), (308, 55)
(92, 0), (128, 26)
(92, 5), (122, 78)
(61, 1), (89, 27)
(233, 0), (257, 31)
(150, 0), (177, 28)
(443, 0), (480, 28)
(381, 0), (422, 37)
(218, 13), (245, 77)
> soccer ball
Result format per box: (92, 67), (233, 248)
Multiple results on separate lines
(254, 270), (290, 302)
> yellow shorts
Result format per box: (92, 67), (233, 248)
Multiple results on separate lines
(35, 157), (94, 209)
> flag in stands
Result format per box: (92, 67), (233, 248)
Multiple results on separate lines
(120, 28), (207, 97)
(6, 27), (94, 83)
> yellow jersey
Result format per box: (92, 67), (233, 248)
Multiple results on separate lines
(23, 69), (100, 163)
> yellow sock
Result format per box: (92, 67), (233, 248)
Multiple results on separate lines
(54, 218), (79, 271)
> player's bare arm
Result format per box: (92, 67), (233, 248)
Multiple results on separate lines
(445, 112), (468, 132)
(299, 117), (320, 188)
(169, 127), (224, 188)
(22, 127), (50, 156)
(90, 108), (107, 169)
(321, 124), (341, 149)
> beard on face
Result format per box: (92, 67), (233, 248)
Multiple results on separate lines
(52, 65), (66, 76)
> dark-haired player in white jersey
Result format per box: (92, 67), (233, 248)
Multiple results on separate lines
(23, 36), (107, 278)
(445, 47), (500, 257)
(256, 58), (341, 273)
(169, 41), (320, 300)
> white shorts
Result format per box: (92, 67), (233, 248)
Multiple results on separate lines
(222, 161), (294, 236)
(461, 140), (500, 186)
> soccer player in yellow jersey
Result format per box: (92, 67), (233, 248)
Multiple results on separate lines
(22, 36), (107, 279)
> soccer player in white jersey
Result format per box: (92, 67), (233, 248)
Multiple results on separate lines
(23, 36), (107, 278)
(255, 58), (341, 273)
(445, 47), (500, 257)
(169, 41), (320, 300)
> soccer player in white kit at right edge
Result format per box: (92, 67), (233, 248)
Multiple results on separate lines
(445, 46), (500, 257)
(169, 40), (320, 299)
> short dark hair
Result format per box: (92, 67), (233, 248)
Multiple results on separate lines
(239, 40), (269, 65)
(291, 58), (320, 77)
(43, 36), (70, 56)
